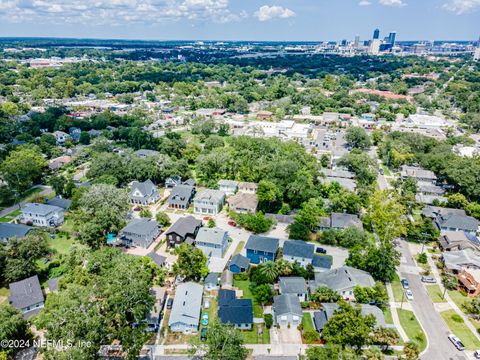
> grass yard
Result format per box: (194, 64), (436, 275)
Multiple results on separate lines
(383, 307), (393, 324)
(233, 241), (245, 256)
(448, 290), (470, 311)
(426, 285), (446, 303)
(233, 279), (263, 317)
(302, 313), (315, 332)
(0, 208), (21, 222)
(391, 273), (405, 303)
(441, 310), (480, 350)
(48, 233), (79, 255)
(241, 324), (270, 344)
(397, 309), (427, 352)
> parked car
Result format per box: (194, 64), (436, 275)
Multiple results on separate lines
(379, 168), (384, 175)
(203, 216), (211, 221)
(401, 279), (409, 289)
(316, 247), (327, 254)
(405, 289), (414, 300)
(201, 312), (209, 326)
(448, 334), (465, 351)
(201, 327), (208, 341)
(228, 220), (237, 227)
(166, 297), (173, 309)
(204, 299), (210, 309)
(421, 276), (437, 284)
(474, 349), (480, 358)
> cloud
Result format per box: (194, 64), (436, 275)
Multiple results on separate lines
(442, 0), (480, 14)
(379, 0), (407, 7)
(358, 0), (372, 5)
(254, 5), (296, 21)
(0, 0), (246, 25)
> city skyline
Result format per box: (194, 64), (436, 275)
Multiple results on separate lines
(0, 0), (478, 41)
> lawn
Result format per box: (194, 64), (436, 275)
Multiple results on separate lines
(426, 285), (446, 303)
(397, 309), (427, 352)
(233, 241), (245, 256)
(448, 290), (470, 311)
(391, 273), (405, 303)
(200, 296), (218, 332)
(381, 165), (392, 176)
(0, 208), (21, 222)
(441, 310), (480, 350)
(383, 307), (393, 324)
(302, 313), (315, 331)
(0, 287), (9, 304)
(48, 233), (80, 255)
(233, 279), (263, 317)
(241, 324), (270, 344)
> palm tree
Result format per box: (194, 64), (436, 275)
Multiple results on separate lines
(258, 261), (279, 283)
(274, 259), (293, 276)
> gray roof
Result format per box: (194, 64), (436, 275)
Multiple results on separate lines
(323, 168), (356, 179)
(9, 275), (44, 310)
(312, 266), (375, 292)
(314, 303), (387, 331)
(331, 213), (363, 229)
(204, 273), (219, 286)
(168, 282), (203, 328)
(45, 197), (72, 210)
(400, 165), (437, 181)
(194, 189), (225, 204)
(273, 294), (302, 317)
(229, 254), (250, 270)
(22, 203), (63, 216)
(147, 252), (167, 267)
(195, 227), (227, 246)
(437, 214), (480, 232)
(130, 179), (158, 197)
(246, 235), (279, 253)
(312, 255), (332, 270)
(122, 219), (160, 236)
(134, 149), (160, 158)
(442, 249), (480, 271)
(168, 185), (194, 207)
(47, 277), (60, 292)
(218, 180), (238, 187)
(324, 177), (357, 192)
(166, 216), (202, 238)
(0, 223), (32, 242)
(279, 277), (308, 295)
(282, 240), (314, 260)
(422, 206), (466, 219)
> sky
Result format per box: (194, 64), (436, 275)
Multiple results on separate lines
(0, 0), (478, 42)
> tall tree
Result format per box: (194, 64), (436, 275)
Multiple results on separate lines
(368, 190), (407, 244)
(172, 244), (209, 282)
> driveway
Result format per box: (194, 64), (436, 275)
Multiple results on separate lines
(398, 240), (468, 360)
(271, 326), (302, 345)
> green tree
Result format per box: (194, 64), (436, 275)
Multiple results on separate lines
(368, 190), (407, 244)
(310, 286), (341, 303)
(140, 209), (152, 218)
(198, 321), (248, 360)
(155, 212), (171, 227)
(305, 345), (357, 360)
(252, 284), (274, 305)
(345, 127), (371, 150)
(0, 304), (30, 356)
(371, 327), (399, 351)
(256, 261), (279, 283)
(49, 175), (67, 197)
(172, 244), (209, 282)
(257, 180), (283, 213)
(403, 341), (420, 360)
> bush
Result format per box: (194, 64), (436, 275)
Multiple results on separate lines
(233, 272), (249, 281)
(140, 209), (152, 218)
(417, 253), (427, 264)
(303, 330), (320, 344)
(301, 301), (310, 309)
(155, 212), (171, 227)
(436, 261), (444, 269)
(264, 314), (273, 329)
(451, 314), (464, 323)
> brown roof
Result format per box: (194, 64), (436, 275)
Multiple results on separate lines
(228, 192), (258, 212)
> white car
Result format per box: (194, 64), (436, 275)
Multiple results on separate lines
(204, 299), (210, 309)
(405, 289), (414, 300)
(448, 334), (465, 351)
(474, 350), (480, 359)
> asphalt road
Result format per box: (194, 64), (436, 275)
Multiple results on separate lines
(398, 240), (468, 360)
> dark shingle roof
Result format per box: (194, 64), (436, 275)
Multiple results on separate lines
(217, 289), (253, 325)
(229, 254), (250, 269)
(147, 252), (166, 267)
(47, 277), (60, 292)
(9, 275), (44, 310)
(130, 179), (158, 197)
(168, 185), (194, 207)
(0, 223), (32, 242)
(246, 235), (279, 253)
(331, 213), (363, 229)
(204, 273), (219, 286)
(437, 214), (480, 232)
(312, 255), (332, 270)
(122, 219), (160, 236)
(166, 216), (202, 238)
(45, 197), (72, 210)
(282, 240), (314, 259)
(279, 277), (307, 295)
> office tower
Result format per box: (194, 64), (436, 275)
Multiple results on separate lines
(354, 35), (360, 48)
(341, 39), (347, 46)
(474, 47), (480, 61)
(370, 39), (381, 55)
(389, 31), (397, 46)
(373, 28), (380, 40)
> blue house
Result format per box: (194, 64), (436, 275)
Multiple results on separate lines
(245, 235), (279, 264)
(69, 127), (81, 142)
(228, 254), (250, 273)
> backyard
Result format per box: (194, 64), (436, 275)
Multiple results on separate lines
(233, 279), (264, 318)
(397, 309), (427, 352)
(241, 324), (270, 344)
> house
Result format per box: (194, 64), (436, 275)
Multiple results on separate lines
(146, 252), (167, 268)
(400, 165), (437, 183)
(0, 223), (33, 243)
(168, 184), (195, 210)
(457, 270), (480, 297)
(323, 177), (357, 192)
(319, 213), (363, 230)
(193, 189), (225, 215)
(195, 227), (228, 258)
(165, 176), (182, 188)
(439, 231), (480, 252)
(118, 219), (161, 248)
(282, 240), (315, 267)
(48, 155), (72, 170)
(436, 214), (479, 236)
(204, 273), (219, 291)
(53, 131), (69, 145)
(45, 197), (72, 210)
(146, 287), (167, 332)
(238, 182), (258, 194)
(311, 266), (375, 300)
(417, 182), (445, 196)
(69, 127), (81, 142)
(279, 277), (308, 302)
(312, 255), (333, 272)
(422, 206), (466, 219)
(166, 216), (202, 248)
(129, 180), (160, 205)
(9, 275), (45, 319)
(134, 149), (160, 158)
(218, 180), (238, 196)
(313, 303), (389, 333)
(272, 294), (303, 327)
(218, 289), (253, 330)
(228, 192), (258, 214)
(183, 179), (196, 187)
(168, 282), (203, 333)
(221, 270), (234, 289)
(20, 203), (64, 227)
(416, 194), (448, 205)
(256, 111), (273, 120)
(245, 235), (279, 264)
(442, 249), (480, 272)
(228, 254), (250, 273)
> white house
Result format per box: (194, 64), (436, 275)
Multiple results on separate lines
(195, 227), (228, 258)
(21, 203), (64, 227)
(193, 189), (225, 215)
(168, 282), (203, 334)
(53, 131), (70, 145)
(218, 180), (238, 196)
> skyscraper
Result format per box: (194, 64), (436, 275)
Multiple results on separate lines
(354, 35), (360, 48)
(389, 32), (397, 46)
(373, 28), (380, 40)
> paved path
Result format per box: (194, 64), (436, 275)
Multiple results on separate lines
(386, 282), (409, 342)
(398, 240), (468, 360)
